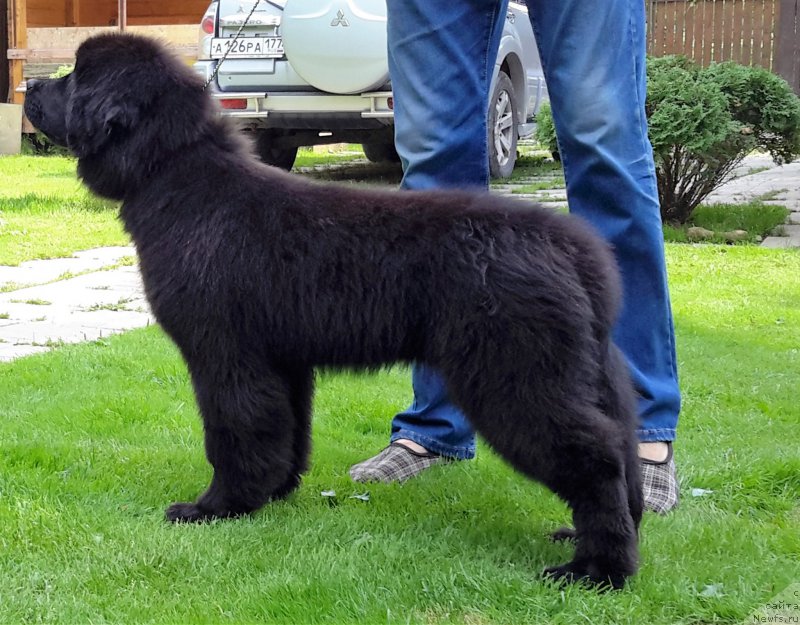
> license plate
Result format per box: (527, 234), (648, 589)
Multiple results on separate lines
(210, 37), (284, 59)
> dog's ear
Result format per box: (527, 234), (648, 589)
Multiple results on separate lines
(66, 87), (139, 158)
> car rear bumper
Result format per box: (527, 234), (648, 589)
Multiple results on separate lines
(210, 90), (394, 120)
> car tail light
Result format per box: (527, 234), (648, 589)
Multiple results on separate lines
(220, 99), (248, 110)
(197, 2), (218, 60)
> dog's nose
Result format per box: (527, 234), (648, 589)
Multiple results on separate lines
(26, 78), (40, 92)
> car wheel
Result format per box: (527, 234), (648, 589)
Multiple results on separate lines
(488, 71), (518, 179)
(255, 131), (298, 171)
(362, 141), (401, 163)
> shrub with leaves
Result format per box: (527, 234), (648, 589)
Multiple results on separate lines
(534, 57), (800, 225)
(50, 64), (74, 79)
(648, 57), (800, 224)
(534, 102), (559, 160)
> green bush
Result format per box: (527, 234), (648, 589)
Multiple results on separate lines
(649, 57), (800, 224)
(534, 102), (559, 159)
(50, 64), (74, 79)
(534, 57), (800, 225)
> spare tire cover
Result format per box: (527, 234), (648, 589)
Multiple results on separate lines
(282, 0), (388, 94)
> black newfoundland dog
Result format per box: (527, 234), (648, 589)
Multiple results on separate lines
(25, 33), (643, 589)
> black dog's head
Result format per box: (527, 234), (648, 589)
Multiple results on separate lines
(24, 33), (216, 200)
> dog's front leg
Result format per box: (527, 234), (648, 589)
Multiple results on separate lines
(166, 362), (312, 523)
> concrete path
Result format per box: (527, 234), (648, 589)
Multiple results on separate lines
(0, 247), (153, 361)
(704, 153), (800, 248)
(1, 153), (797, 363)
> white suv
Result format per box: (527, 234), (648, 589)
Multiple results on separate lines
(195, 0), (547, 177)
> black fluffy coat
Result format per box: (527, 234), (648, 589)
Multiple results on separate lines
(24, 33), (644, 589)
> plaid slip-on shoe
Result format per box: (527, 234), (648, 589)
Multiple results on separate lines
(641, 442), (679, 514)
(349, 441), (446, 483)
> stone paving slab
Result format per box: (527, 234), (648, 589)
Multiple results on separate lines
(707, 158), (800, 208)
(0, 310), (153, 345)
(0, 266), (147, 310)
(706, 155), (800, 248)
(760, 237), (793, 249)
(0, 254), (153, 362)
(0, 246), (136, 289)
(0, 344), (50, 360)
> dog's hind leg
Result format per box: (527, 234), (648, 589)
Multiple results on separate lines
(271, 367), (314, 500)
(166, 363), (313, 523)
(604, 343), (644, 532)
(447, 365), (639, 590)
(551, 343), (643, 544)
(538, 446), (640, 591)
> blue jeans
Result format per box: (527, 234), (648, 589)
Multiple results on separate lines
(386, 0), (681, 458)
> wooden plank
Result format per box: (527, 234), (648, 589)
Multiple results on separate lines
(754, 0), (773, 69)
(8, 47), (77, 60)
(651, 1), (665, 55)
(666, 0), (679, 54)
(762, 0), (785, 73)
(66, 0), (79, 27)
(670, 2), (686, 54)
(648, 0), (663, 56)
(775, 0), (800, 92)
(742, 0), (756, 65)
(73, 0), (116, 27)
(9, 43), (199, 62)
(694, 1), (707, 60)
(646, 0), (657, 56)
(739, 0), (755, 66)
(734, 0), (745, 64)
(127, 0), (208, 21)
(753, 0), (767, 67)
(676, 0), (686, 57)
(714, 0), (726, 62)
(711, 0), (728, 63)
(10, 0), (26, 104)
(727, 0), (738, 61)
(682, 0), (697, 59)
(27, 1), (67, 28)
(659, 0), (674, 56)
(696, 0), (715, 67)
(1, 0), (8, 102)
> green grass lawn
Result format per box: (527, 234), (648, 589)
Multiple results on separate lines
(663, 202), (791, 244)
(1, 244), (799, 624)
(0, 156), (128, 266)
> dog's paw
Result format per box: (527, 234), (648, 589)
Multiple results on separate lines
(549, 526), (577, 542)
(165, 502), (213, 523)
(542, 561), (625, 591)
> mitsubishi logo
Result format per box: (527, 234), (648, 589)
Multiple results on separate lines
(331, 10), (350, 27)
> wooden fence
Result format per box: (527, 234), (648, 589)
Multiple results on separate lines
(646, 0), (800, 93)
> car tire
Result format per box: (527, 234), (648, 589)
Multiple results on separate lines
(255, 131), (298, 171)
(488, 71), (518, 179)
(362, 141), (401, 163)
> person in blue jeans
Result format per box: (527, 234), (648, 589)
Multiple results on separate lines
(350, 0), (681, 513)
